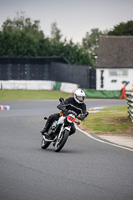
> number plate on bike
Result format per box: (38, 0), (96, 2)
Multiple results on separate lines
(67, 114), (75, 123)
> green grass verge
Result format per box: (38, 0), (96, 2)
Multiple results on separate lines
(1, 90), (132, 135)
(82, 105), (133, 134)
(0, 90), (70, 100)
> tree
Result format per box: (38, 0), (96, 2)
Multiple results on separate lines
(0, 13), (95, 66)
(82, 28), (103, 56)
(58, 39), (95, 66)
(108, 20), (133, 36)
(50, 22), (62, 43)
(0, 12), (45, 57)
(2, 12), (44, 38)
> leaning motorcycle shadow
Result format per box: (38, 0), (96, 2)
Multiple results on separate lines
(38, 146), (85, 154)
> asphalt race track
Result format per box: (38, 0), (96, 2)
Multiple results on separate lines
(0, 99), (133, 200)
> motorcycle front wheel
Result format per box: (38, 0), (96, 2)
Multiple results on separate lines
(54, 130), (69, 152)
(41, 137), (51, 149)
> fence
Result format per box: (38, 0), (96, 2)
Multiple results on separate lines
(0, 57), (68, 81)
(49, 62), (96, 89)
(126, 92), (133, 122)
(0, 57), (96, 89)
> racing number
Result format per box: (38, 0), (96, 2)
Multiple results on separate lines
(67, 115), (75, 122)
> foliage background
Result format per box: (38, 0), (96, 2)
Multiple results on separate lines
(0, 13), (133, 67)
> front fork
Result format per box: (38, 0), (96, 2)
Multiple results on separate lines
(57, 123), (71, 140)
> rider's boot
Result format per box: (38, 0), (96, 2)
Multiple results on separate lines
(40, 122), (50, 135)
(40, 127), (47, 135)
(40, 123), (53, 139)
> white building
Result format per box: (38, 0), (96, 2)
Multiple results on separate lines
(96, 36), (133, 91)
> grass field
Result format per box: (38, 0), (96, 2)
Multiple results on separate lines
(81, 105), (133, 136)
(0, 89), (70, 100)
(0, 89), (132, 135)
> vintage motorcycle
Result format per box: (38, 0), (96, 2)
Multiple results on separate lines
(41, 98), (88, 152)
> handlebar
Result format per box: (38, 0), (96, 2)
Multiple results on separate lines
(59, 97), (64, 103)
(58, 97), (89, 120)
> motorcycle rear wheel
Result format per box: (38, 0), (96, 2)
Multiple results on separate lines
(54, 130), (69, 152)
(41, 137), (51, 149)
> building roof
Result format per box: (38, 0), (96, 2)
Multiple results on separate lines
(96, 36), (133, 68)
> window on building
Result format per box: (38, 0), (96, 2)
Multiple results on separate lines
(109, 69), (128, 76)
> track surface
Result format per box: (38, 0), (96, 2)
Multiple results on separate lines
(0, 99), (133, 200)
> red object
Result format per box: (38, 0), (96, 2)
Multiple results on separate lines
(67, 115), (75, 122)
(120, 85), (127, 99)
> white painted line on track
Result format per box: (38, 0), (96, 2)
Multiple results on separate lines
(76, 126), (133, 152)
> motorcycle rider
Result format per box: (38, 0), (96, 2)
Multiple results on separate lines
(40, 89), (88, 138)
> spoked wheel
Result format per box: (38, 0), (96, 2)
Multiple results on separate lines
(54, 130), (69, 152)
(41, 137), (51, 149)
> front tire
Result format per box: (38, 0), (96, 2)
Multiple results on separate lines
(41, 137), (51, 149)
(54, 130), (69, 152)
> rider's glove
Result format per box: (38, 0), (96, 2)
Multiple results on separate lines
(77, 115), (85, 121)
(77, 112), (89, 121)
(84, 111), (89, 117)
(57, 103), (64, 110)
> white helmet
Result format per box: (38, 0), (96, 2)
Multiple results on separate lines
(74, 89), (86, 104)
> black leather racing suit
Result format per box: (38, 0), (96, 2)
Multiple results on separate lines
(43, 97), (87, 135)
